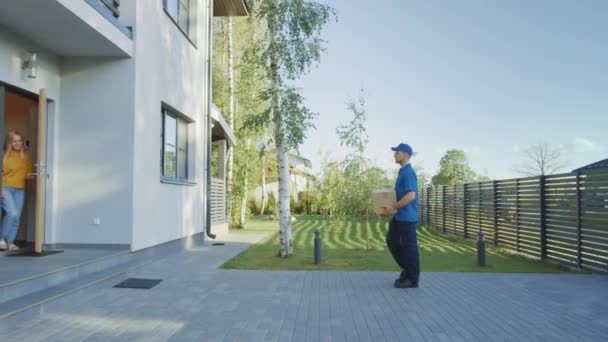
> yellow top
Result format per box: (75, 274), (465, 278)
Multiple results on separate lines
(2, 151), (33, 189)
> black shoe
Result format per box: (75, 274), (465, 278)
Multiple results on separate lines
(394, 271), (407, 283)
(394, 279), (418, 289)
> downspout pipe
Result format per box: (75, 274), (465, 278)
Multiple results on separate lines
(206, 0), (216, 239)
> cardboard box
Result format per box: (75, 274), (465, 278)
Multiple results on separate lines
(372, 189), (396, 215)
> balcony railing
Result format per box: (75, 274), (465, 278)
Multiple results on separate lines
(84, 0), (132, 38)
(211, 178), (227, 225)
(95, 0), (120, 18)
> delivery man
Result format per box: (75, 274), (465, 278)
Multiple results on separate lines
(382, 143), (420, 288)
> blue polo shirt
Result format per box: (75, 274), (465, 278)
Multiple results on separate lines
(394, 163), (418, 222)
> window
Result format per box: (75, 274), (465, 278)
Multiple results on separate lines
(164, 0), (192, 38)
(161, 107), (193, 183)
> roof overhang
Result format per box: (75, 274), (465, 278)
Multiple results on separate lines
(211, 104), (237, 147)
(214, 0), (249, 17)
(0, 0), (132, 57)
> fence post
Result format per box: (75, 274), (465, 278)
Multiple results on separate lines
(478, 182), (482, 238)
(493, 180), (498, 246)
(539, 175), (547, 260)
(463, 184), (468, 239)
(515, 178), (520, 252)
(576, 173), (583, 269)
(442, 186), (446, 233)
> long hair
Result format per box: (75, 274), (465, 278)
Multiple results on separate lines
(3, 130), (26, 163)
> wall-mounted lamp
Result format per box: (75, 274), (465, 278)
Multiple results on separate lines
(21, 52), (37, 79)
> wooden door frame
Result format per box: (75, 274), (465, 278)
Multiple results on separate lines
(34, 89), (47, 253)
(0, 83), (50, 253)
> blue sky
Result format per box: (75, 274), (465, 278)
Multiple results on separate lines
(295, 0), (608, 180)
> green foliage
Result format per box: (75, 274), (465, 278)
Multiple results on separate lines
(281, 86), (317, 150)
(212, 19), (229, 113)
(431, 149), (478, 186)
(257, 0), (337, 80)
(298, 191), (318, 215)
(336, 91), (368, 154)
(163, 150), (176, 178)
(266, 191), (277, 215)
(290, 195), (304, 214)
(210, 144), (220, 178)
(245, 0), (337, 150)
(248, 198), (261, 215)
(213, 11), (273, 227)
(316, 90), (394, 226)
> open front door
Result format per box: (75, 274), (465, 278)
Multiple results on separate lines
(34, 89), (47, 253)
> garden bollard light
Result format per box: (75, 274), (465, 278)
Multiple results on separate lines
(477, 230), (486, 267)
(314, 229), (322, 265)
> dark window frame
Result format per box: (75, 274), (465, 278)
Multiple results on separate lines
(160, 103), (196, 186)
(162, 0), (197, 48)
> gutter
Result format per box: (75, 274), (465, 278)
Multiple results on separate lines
(206, 0), (216, 239)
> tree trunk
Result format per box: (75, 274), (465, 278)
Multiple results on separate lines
(240, 169), (249, 228)
(260, 152), (267, 215)
(268, 16), (292, 257)
(226, 17), (235, 224)
(276, 140), (293, 257)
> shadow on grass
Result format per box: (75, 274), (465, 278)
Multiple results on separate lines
(222, 215), (587, 274)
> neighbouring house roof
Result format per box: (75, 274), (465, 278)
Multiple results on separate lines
(211, 104), (237, 146)
(263, 153), (316, 183)
(214, 0), (249, 16)
(572, 158), (608, 173)
(288, 154), (313, 168)
(289, 166), (316, 181)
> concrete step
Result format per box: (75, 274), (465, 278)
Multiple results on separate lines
(0, 256), (154, 319)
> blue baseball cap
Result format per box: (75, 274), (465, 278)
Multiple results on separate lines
(391, 143), (413, 156)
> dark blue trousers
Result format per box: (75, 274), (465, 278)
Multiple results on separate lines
(386, 219), (420, 285)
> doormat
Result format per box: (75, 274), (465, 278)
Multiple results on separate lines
(7, 250), (64, 257)
(212, 243), (225, 246)
(114, 278), (162, 289)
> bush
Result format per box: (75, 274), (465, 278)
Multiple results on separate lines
(248, 198), (261, 215)
(266, 192), (277, 216)
(291, 195), (306, 215)
(297, 191), (319, 215)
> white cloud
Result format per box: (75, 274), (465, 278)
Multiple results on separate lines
(570, 138), (604, 153)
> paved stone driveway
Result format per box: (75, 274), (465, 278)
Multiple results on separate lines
(1, 232), (607, 342)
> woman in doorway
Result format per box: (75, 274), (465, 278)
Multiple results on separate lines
(0, 131), (33, 251)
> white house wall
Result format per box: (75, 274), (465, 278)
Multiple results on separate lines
(0, 28), (61, 99)
(55, 56), (135, 245)
(130, 0), (211, 250)
(1, 0), (213, 250)
(52, 0), (136, 246)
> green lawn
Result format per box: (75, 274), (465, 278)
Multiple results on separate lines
(224, 216), (582, 273)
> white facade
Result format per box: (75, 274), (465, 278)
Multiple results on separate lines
(0, 0), (241, 251)
(251, 155), (315, 204)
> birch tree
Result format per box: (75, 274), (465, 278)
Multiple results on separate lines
(248, 0), (335, 257)
(226, 17), (235, 223)
(213, 8), (269, 228)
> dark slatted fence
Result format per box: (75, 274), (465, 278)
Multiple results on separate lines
(419, 170), (608, 272)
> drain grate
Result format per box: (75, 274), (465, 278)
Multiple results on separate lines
(212, 243), (225, 246)
(114, 278), (162, 289)
(7, 250), (63, 257)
